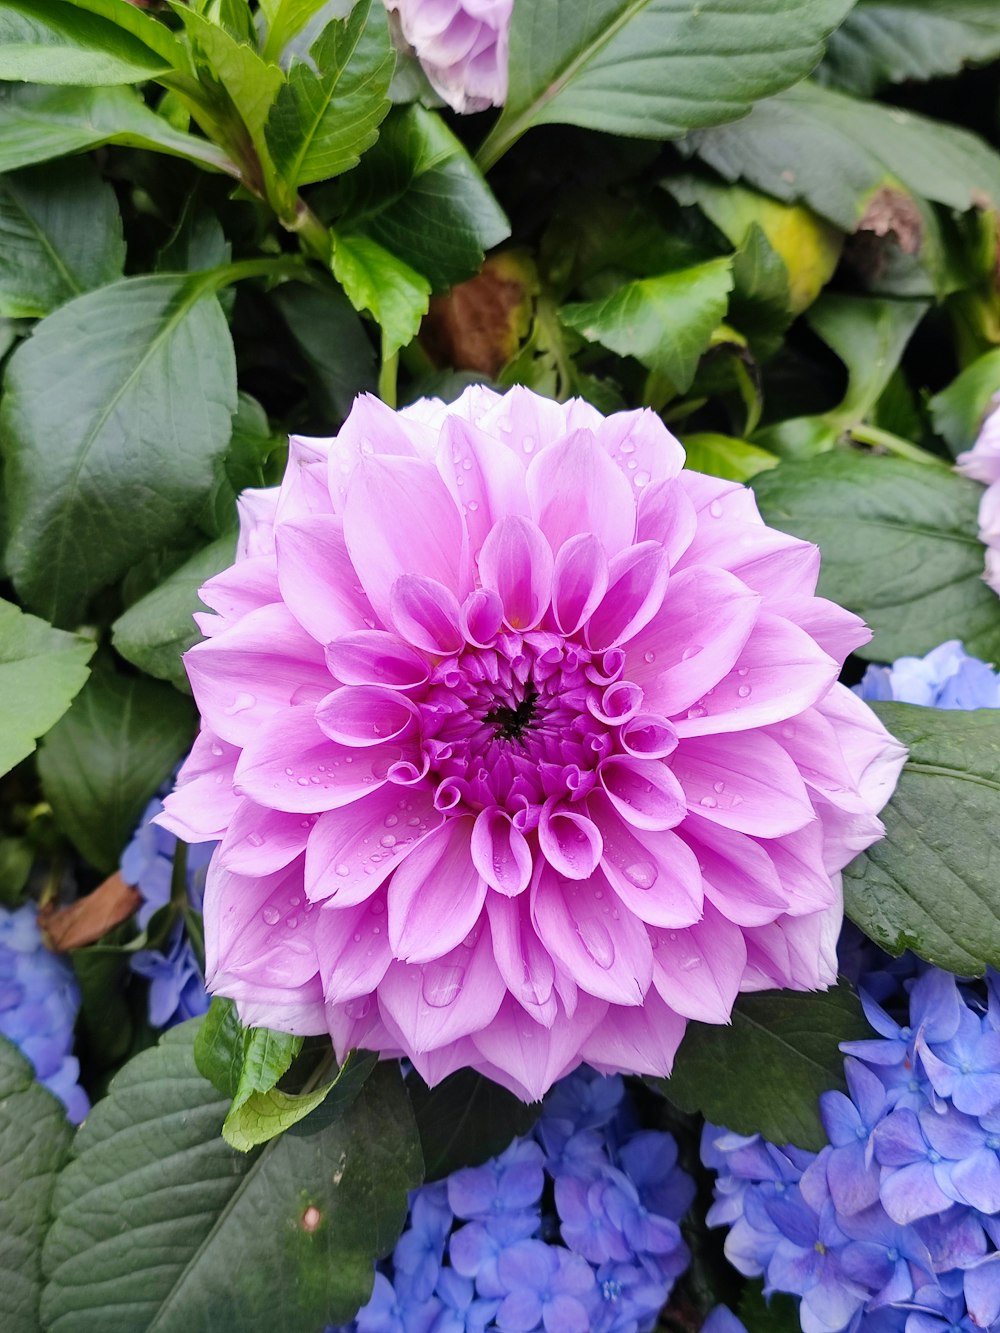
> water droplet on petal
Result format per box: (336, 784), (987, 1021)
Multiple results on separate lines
(576, 918), (615, 970)
(523, 435), (535, 454)
(738, 684), (752, 698)
(285, 915), (298, 928)
(713, 781), (725, 794)
(423, 966), (465, 1008)
(700, 795), (717, 809)
(247, 833), (264, 847)
(624, 860), (657, 890)
(336, 863), (350, 876)
(687, 705), (707, 719)
(635, 470), (650, 488)
(682, 955), (702, 972)
(643, 651), (656, 664)
(345, 996), (371, 1020)
(620, 441), (635, 455)
(467, 499), (479, 512)
(261, 906), (280, 926)
(380, 834), (397, 848)
(226, 691), (255, 715)
(210, 743), (224, 757)
(709, 500), (724, 519)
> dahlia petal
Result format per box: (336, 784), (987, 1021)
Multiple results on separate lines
(674, 612), (838, 738)
(486, 894), (557, 1025)
(743, 904), (841, 991)
(635, 479), (698, 566)
(435, 415), (529, 555)
(378, 923), (506, 1053)
(389, 574), (465, 654)
(584, 542), (670, 650)
(304, 785), (441, 905)
(815, 684), (908, 819)
(590, 792), (704, 929)
(550, 534), (609, 635)
(681, 816), (788, 927)
(681, 471), (761, 523)
(478, 515), (553, 631)
(204, 857), (318, 993)
(598, 755), (686, 831)
(235, 975), (328, 1035)
(471, 807), (532, 895)
(470, 993), (608, 1102)
(538, 801), (603, 880)
(234, 708), (399, 813)
(343, 454), (467, 622)
(671, 732), (815, 837)
(388, 819), (487, 963)
(198, 554), (279, 631)
(184, 602), (333, 747)
(315, 685), (420, 747)
(326, 392), (427, 511)
(158, 728), (239, 841)
(579, 988), (687, 1080)
(235, 486), (278, 559)
(217, 801), (312, 876)
(771, 595), (870, 661)
(751, 821), (836, 917)
(629, 567), (760, 716)
(678, 517), (821, 603)
(490, 385), (594, 468)
(324, 630), (429, 689)
(314, 891), (392, 1002)
(650, 903), (747, 1024)
(276, 435), (335, 524)
(594, 407), (686, 487)
(274, 514), (377, 642)
(461, 588), (505, 646)
(618, 713), (679, 760)
(526, 429), (635, 557)
(531, 864), (652, 1006)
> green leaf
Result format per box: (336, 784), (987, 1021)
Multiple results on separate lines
(681, 432), (779, 482)
(738, 1284), (802, 1333)
(659, 984), (869, 1150)
(332, 104), (510, 291)
(332, 230), (430, 360)
(0, 1036), (73, 1333)
(929, 348), (1000, 458)
(560, 257), (734, 393)
(0, 599), (94, 779)
(232, 1028), (304, 1115)
(690, 81), (1000, 232)
(266, 0), (395, 194)
(223, 1050), (378, 1152)
(259, 0), (331, 63)
(271, 282), (377, 419)
(2, 273), (238, 626)
(112, 536), (236, 690)
(477, 0), (856, 169)
(0, 82), (234, 178)
(844, 703), (1000, 973)
(0, 158), (123, 318)
(0, 0), (174, 85)
(193, 996), (244, 1097)
(820, 0), (1000, 98)
(408, 1069), (540, 1182)
(37, 665), (193, 873)
(752, 453), (1000, 664)
(41, 1023), (423, 1331)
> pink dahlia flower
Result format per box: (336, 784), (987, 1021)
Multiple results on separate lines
(384, 0), (512, 113)
(956, 397), (1000, 598)
(161, 386), (906, 1102)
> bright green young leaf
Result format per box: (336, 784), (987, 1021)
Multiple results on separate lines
(0, 1036), (73, 1333)
(690, 81), (1000, 232)
(820, 0), (1000, 98)
(929, 348), (1000, 458)
(844, 703), (1000, 973)
(266, 0), (395, 194)
(272, 282), (377, 419)
(37, 665), (193, 873)
(752, 453), (1000, 664)
(681, 432), (779, 482)
(112, 536), (236, 690)
(41, 1023), (423, 1332)
(231, 1028), (303, 1116)
(0, 83), (235, 177)
(560, 257), (734, 393)
(223, 1050), (378, 1152)
(332, 104), (510, 291)
(0, 0), (172, 85)
(658, 985), (870, 1151)
(0, 158), (124, 318)
(408, 1069), (540, 1182)
(0, 599), (94, 778)
(477, 0), (856, 169)
(2, 273), (238, 626)
(332, 230), (430, 360)
(259, 0), (333, 63)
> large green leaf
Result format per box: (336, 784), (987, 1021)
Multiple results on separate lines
(752, 453), (1000, 664)
(0, 599), (94, 778)
(266, 0), (395, 194)
(112, 536), (235, 690)
(271, 282), (377, 419)
(560, 257), (734, 393)
(844, 703), (1000, 973)
(41, 1023), (423, 1332)
(929, 349), (1000, 459)
(408, 1069), (540, 1182)
(0, 1036), (73, 1333)
(477, 0), (856, 169)
(2, 272), (238, 626)
(0, 0), (175, 85)
(0, 158), (123, 318)
(37, 665), (193, 873)
(689, 81), (1000, 231)
(660, 985), (868, 1150)
(820, 0), (1000, 98)
(333, 104), (510, 292)
(0, 83), (235, 176)
(332, 230), (430, 360)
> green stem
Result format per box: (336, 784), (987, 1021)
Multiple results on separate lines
(849, 422), (952, 468)
(285, 200), (332, 266)
(378, 350), (399, 409)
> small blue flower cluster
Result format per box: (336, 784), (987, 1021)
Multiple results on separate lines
(120, 798), (214, 1029)
(0, 904), (89, 1123)
(334, 1068), (694, 1333)
(854, 640), (1000, 710)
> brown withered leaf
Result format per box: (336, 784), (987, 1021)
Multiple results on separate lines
(421, 254), (534, 377)
(41, 873), (140, 952)
(857, 186), (923, 255)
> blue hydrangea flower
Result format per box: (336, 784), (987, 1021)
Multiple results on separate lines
(855, 641), (1000, 711)
(0, 904), (88, 1123)
(120, 798), (214, 1029)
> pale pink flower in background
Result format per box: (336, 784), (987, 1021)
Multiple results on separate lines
(160, 386), (907, 1102)
(956, 396), (1000, 597)
(384, 0), (512, 112)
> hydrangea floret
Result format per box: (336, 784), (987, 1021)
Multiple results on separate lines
(383, 0), (512, 112)
(160, 385), (906, 1101)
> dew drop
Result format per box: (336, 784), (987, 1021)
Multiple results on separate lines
(371, 899), (386, 915)
(687, 705), (707, 720)
(624, 860), (657, 890)
(210, 743), (224, 757)
(288, 894), (301, 908)
(620, 441), (635, 455)
(700, 795), (717, 809)
(353, 932), (362, 944)
(285, 915), (298, 928)
(467, 499), (479, 512)
(523, 435), (536, 454)
(643, 651), (656, 664)
(634, 470), (650, 489)
(226, 691), (255, 715)
(285, 767), (295, 777)
(423, 966), (465, 1008)
(681, 645), (699, 661)
(576, 918), (615, 969)
(261, 906), (280, 926)
(335, 863), (350, 876)
(709, 500), (724, 519)
(345, 996), (371, 1020)
(380, 834), (397, 848)
(462, 458), (473, 471)
(682, 955), (702, 972)
(738, 684), (752, 698)
(297, 776), (310, 786)
(247, 832), (264, 847)
(384, 815), (399, 828)
(713, 781), (725, 794)
(407, 816), (421, 827)
(737, 666), (749, 677)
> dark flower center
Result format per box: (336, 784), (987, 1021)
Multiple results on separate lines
(484, 685), (538, 743)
